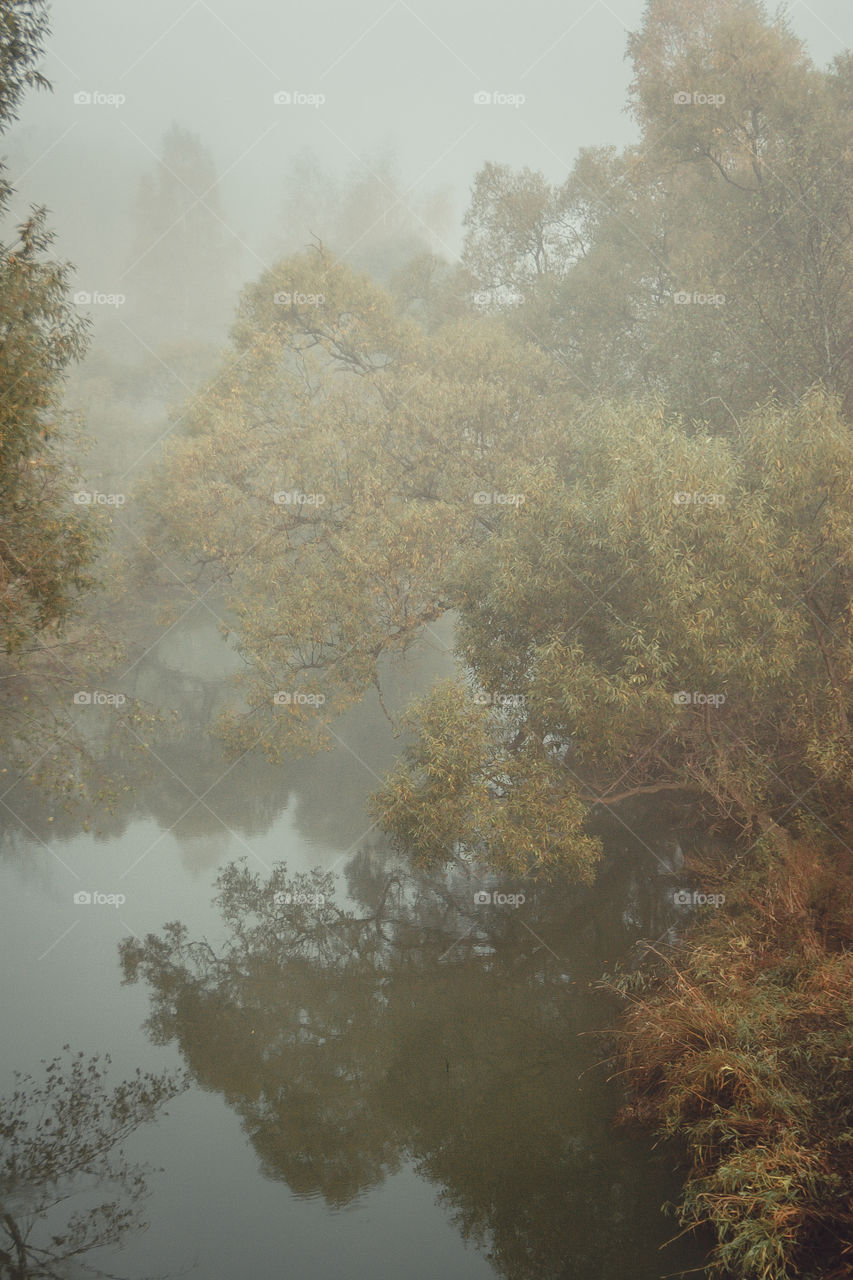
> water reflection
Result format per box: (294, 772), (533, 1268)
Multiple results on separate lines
(0, 610), (711, 1276)
(0, 1049), (183, 1280)
(121, 843), (709, 1279)
(0, 613), (455, 869)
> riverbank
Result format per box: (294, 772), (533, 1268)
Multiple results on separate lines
(606, 823), (853, 1279)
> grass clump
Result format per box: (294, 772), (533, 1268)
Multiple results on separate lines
(608, 829), (853, 1279)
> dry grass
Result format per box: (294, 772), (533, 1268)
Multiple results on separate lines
(607, 828), (853, 1279)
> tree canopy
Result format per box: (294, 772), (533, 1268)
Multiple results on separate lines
(147, 244), (852, 878)
(464, 0), (853, 423)
(131, 0), (853, 888)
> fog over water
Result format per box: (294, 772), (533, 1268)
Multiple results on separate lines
(1, 2), (852, 1278)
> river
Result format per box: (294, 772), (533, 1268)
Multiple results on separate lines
(0, 610), (710, 1279)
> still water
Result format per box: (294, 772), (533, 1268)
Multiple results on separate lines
(0, 613), (709, 1278)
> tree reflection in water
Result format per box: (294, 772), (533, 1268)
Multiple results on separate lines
(120, 846), (708, 1279)
(0, 1049), (184, 1279)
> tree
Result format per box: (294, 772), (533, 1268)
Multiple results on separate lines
(378, 393), (852, 860)
(462, 162), (582, 297)
(0, 1), (149, 813)
(462, 0), (853, 424)
(0, 0), (101, 657)
(276, 148), (454, 285)
(147, 249), (851, 877)
(371, 680), (601, 882)
(141, 248), (563, 760)
(124, 123), (238, 351)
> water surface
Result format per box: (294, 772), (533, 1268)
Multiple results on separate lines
(0, 615), (709, 1279)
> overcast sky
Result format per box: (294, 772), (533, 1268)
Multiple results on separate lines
(7, 0), (853, 289)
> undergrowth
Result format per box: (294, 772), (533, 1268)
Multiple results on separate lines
(604, 823), (853, 1279)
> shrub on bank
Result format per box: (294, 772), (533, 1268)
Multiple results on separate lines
(607, 831), (853, 1279)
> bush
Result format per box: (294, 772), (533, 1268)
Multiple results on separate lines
(608, 831), (853, 1279)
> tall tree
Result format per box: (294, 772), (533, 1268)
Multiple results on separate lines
(124, 123), (238, 347)
(141, 249), (564, 759)
(0, 0), (101, 656)
(463, 0), (853, 423)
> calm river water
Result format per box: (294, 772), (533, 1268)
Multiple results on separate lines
(0, 612), (710, 1278)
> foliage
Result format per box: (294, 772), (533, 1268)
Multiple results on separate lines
(372, 679), (601, 881)
(0, 0), (49, 125)
(381, 392), (853, 846)
(0, 1047), (185, 1277)
(101, 3), (853, 1276)
(463, 0), (853, 423)
(146, 232), (852, 869)
(0, 0), (136, 810)
(276, 148), (454, 285)
(607, 831), (853, 1279)
(141, 248), (561, 759)
(124, 122), (239, 348)
(0, 0), (101, 655)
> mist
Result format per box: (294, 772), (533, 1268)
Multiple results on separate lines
(1, 3), (852, 1279)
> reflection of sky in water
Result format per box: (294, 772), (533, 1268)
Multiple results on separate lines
(0, 786), (369, 1081)
(0, 794), (502, 1280)
(0, 617), (710, 1280)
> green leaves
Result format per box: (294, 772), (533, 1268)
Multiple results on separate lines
(145, 252), (557, 761)
(0, 11), (101, 657)
(149, 235), (850, 868)
(449, 394), (852, 834)
(371, 680), (601, 882)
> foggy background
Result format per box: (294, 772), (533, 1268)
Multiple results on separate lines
(10, 0), (852, 290)
(4, 0), (847, 492)
(1, 5), (852, 1279)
